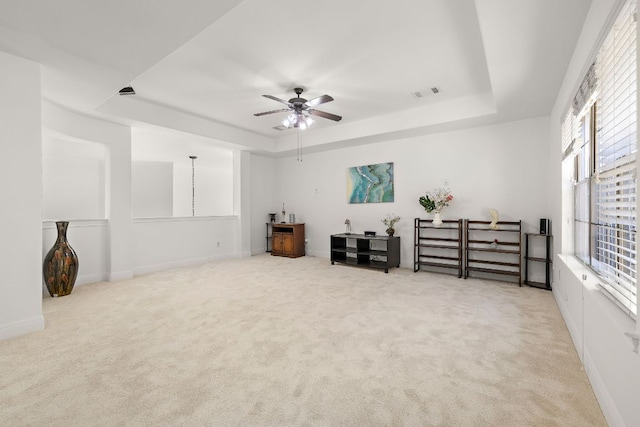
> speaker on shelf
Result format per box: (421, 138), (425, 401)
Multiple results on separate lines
(364, 231), (376, 236)
(539, 218), (551, 235)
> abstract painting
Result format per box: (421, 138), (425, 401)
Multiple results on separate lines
(347, 162), (394, 203)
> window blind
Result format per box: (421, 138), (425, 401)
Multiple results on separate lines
(562, 110), (576, 157)
(594, 0), (637, 315)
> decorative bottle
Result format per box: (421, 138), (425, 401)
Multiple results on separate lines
(43, 221), (79, 297)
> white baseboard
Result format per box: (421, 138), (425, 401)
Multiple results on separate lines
(109, 270), (134, 282)
(132, 253), (237, 276)
(0, 315), (45, 341)
(76, 273), (109, 286)
(307, 250), (329, 258)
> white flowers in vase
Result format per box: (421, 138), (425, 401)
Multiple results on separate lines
(382, 213), (401, 236)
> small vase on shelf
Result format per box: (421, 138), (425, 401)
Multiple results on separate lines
(432, 212), (443, 227)
(386, 228), (395, 236)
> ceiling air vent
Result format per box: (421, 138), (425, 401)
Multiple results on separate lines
(273, 125), (288, 131)
(411, 87), (440, 99)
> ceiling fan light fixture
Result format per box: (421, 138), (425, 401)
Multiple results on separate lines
(254, 87), (341, 130)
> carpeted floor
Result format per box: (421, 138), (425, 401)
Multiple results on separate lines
(0, 254), (606, 426)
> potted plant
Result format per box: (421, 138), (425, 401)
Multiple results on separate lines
(382, 213), (401, 236)
(419, 186), (453, 227)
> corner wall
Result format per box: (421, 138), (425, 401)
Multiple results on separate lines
(250, 154), (277, 254)
(270, 116), (551, 266)
(42, 101), (133, 282)
(0, 52), (44, 340)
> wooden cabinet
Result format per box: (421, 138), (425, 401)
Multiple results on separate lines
(414, 218), (463, 277)
(330, 234), (400, 273)
(524, 233), (552, 290)
(464, 220), (522, 285)
(271, 223), (305, 258)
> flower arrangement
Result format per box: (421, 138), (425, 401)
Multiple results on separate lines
(419, 187), (453, 213)
(382, 213), (401, 234)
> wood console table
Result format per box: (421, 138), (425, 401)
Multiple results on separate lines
(271, 223), (305, 258)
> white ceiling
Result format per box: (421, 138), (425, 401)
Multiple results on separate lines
(0, 0), (592, 155)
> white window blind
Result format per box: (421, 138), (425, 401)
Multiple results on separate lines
(593, 0), (637, 315)
(562, 109), (576, 156)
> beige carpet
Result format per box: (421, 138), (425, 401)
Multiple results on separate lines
(0, 254), (605, 426)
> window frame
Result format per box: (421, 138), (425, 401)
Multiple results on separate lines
(568, 0), (637, 317)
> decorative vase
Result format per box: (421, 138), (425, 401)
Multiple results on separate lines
(432, 212), (443, 227)
(386, 228), (395, 236)
(43, 221), (79, 297)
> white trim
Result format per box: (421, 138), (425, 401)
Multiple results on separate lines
(132, 215), (237, 224)
(132, 253), (240, 276)
(76, 273), (109, 286)
(0, 315), (45, 340)
(42, 219), (108, 228)
(108, 270), (134, 281)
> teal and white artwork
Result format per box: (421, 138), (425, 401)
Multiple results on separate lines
(347, 162), (394, 203)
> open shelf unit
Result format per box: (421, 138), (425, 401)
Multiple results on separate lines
(464, 220), (522, 285)
(265, 222), (273, 252)
(331, 234), (400, 273)
(524, 233), (553, 290)
(414, 218), (463, 277)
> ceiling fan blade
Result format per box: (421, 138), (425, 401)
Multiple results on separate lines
(308, 109), (342, 122)
(262, 94), (292, 107)
(254, 108), (290, 117)
(306, 94), (334, 107)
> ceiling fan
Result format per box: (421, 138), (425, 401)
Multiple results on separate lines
(254, 87), (342, 129)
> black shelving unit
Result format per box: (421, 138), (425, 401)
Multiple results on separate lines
(330, 234), (400, 273)
(524, 233), (553, 290)
(265, 222), (273, 252)
(465, 220), (522, 285)
(414, 218), (463, 277)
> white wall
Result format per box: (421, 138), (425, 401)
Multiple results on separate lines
(549, 1), (640, 426)
(39, 107), (246, 289)
(132, 217), (238, 274)
(42, 135), (106, 220)
(132, 162), (174, 218)
(269, 116), (551, 268)
(173, 162), (231, 217)
(0, 52), (44, 340)
(132, 127), (234, 217)
(43, 101), (133, 282)
(250, 154), (278, 253)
